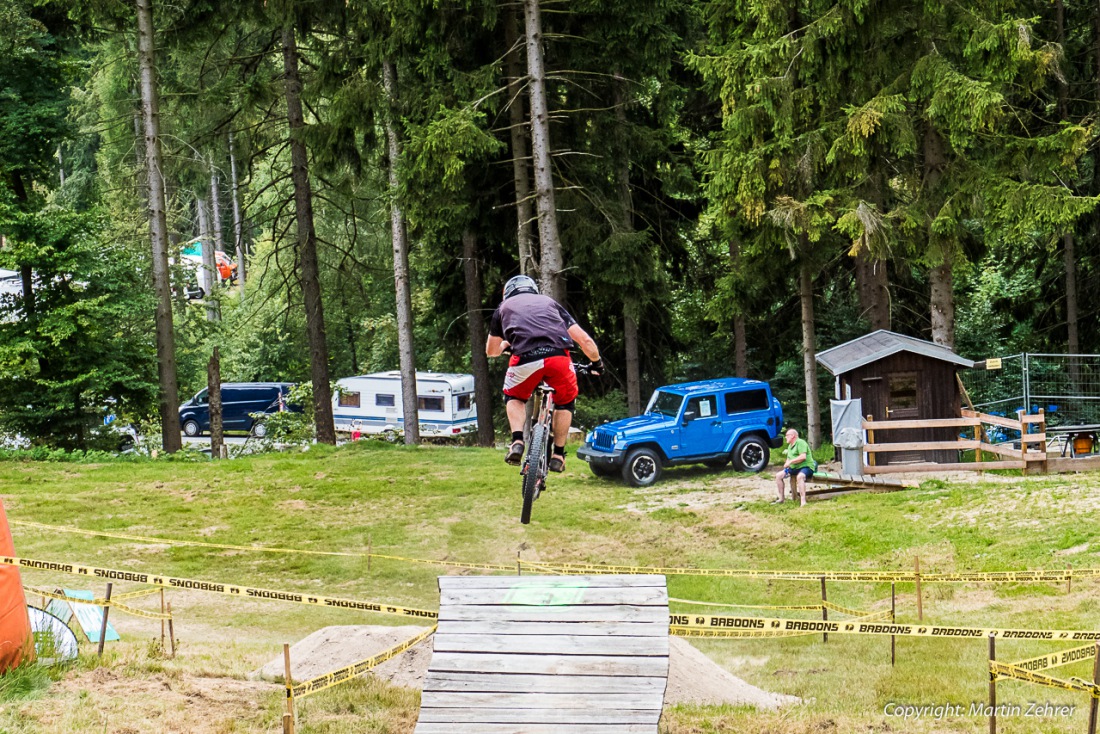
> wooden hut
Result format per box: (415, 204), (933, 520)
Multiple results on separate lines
(816, 330), (974, 465)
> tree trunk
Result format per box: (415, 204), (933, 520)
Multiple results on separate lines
(1056, 0), (1080, 362)
(196, 196), (219, 322)
(855, 253), (890, 330)
(728, 237), (748, 377)
(9, 173), (34, 321)
(523, 0), (564, 303)
(923, 126), (953, 348)
(210, 166), (225, 252)
(382, 60), (420, 445)
(613, 76), (642, 415)
(136, 0), (181, 453)
(800, 255), (821, 449)
(463, 229), (496, 447)
(228, 133), (245, 287)
(282, 25), (336, 445)
(208, 347), (223, 460)
(505, 8), (537, 276)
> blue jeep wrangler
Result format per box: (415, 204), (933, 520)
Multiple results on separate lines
(576, 378), (784, 487)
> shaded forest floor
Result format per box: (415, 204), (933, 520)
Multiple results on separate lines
(0, 442), (1098, 733)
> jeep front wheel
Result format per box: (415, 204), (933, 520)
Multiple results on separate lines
(732, 436), (769, 473)
(622, 448), (662, 487)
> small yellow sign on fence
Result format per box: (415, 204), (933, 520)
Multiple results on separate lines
(986, 358), (1002, 370)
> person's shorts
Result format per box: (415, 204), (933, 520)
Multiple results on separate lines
(503, 354), (578, 404)
(786, 466), (814, 481)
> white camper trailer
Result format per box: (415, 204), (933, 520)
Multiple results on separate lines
(333, 371), (478, 438)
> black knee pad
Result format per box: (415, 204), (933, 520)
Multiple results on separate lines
(554, 400), (576, 415)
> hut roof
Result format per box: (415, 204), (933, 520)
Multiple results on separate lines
(815, 330), (974, 376)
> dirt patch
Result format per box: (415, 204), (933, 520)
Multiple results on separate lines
(665, 637), (799, 709)
(22, 668), (273, 733)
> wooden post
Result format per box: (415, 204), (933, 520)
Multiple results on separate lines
(890, 583), (896, 666)
(517, 550), (522, 576)
(160, 589), (166, 651)
(1085, 641), (1099, 734)
(988, 634), (997, 734)
(914, 556), (923, 622)
(284, 643), (296, 734)
(866, 415), (876, 468)
(1018, 409), (1028, 476)
(1037, 408), (1047, 474)
(1067, 564), (1072, 595)
(167, 601), (176, 658)
(820, 577), (828, 644)
(97, 583), (113, 657)
(209, 347), (223, 459)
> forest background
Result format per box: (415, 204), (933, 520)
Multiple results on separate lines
(1, 0), (1098, 453)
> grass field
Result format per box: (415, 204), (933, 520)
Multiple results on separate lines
(0, 441), (1098, 733)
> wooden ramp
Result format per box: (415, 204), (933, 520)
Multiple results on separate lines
(414, 574), (669, 734)
(807, 472), (913, 497)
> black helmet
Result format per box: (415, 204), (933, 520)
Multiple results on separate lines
(503, 274), (539, 299)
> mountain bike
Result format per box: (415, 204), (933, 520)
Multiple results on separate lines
(519, 361), (595, 525)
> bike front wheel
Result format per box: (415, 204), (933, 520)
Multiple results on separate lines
(521, 423), (549, 524)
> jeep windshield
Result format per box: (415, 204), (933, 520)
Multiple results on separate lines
(646, 390), (683, 417)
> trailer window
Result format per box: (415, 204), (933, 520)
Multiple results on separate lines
(376, 394), (395, 407)
(338, 391), (361, 408)
(455, 394), (472, 411)
(418, 396), (445, 412)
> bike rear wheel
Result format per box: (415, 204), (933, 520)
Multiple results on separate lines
(521, 422), (549, 524)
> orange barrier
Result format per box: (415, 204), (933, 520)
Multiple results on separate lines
(0, 500), (32, 671)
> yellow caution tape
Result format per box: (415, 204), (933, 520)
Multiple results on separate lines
(111, 587), (162, 601)
(1008, 643), (1098, 674)
(990, 661), (1100, 699)
(672, 627), (817, 639)
(290, 626), (436, 699)
(668, 597), (824, 611)
(3, 556), (438, 621)
(24, 585), (172, 621)
(526, 560), (1100, 583)
(9, 520), (514, 573)
(822, 600), (876, 617)
(669, 614), (1100, 641)
(16, 520), (1100, 583)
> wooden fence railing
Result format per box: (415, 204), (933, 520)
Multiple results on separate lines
(861, 409), (1047, 475)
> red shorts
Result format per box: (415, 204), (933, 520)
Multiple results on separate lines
(503, 354), (579, 404)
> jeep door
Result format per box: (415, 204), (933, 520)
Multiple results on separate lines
(676, 394), (724, 457)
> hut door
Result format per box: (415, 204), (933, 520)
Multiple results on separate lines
(884, 372), (922, 464)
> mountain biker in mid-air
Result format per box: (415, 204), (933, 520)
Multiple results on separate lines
(486, 275), (602, 473)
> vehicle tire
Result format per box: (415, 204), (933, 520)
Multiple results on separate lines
(182, 420), (201, 438)
(521, 423), (549, 525)
(732, 435), (769, 473)
(251, 420), (268, 438)
(703, 458), (730, 469)
(588, 463), (617, 478)
(622, 447), (662, 487)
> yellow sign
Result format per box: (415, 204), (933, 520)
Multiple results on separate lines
(986, 358), (1002, 370)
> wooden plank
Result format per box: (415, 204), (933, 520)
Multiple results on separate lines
(438, 575), (666, 590)
(1019, 434), (1046, 444)
(1047, 456), (1100, 472)
(1020, 414), (1046, 424)
(420, 692), (662, 710)
(971, 412), (1024, 430)
(415, 724), (656, 734)
(432, 633), (669, 657)
(981, 442), (1022, 459)
(422, 672), (667, 695)
(439, 587), (668, 607)
(864, 440), (976, 453)
(435, 620), (668, 637)
(426, 652), (670, 678)
(415, 708), (660, 725)
(862, 418), (979, 430)
(439, 605), (668, 624)
(864, 461), (1024, 474)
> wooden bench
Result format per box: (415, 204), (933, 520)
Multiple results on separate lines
(414, 574), (669, 733)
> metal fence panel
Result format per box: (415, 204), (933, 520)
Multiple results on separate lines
(961, 354), (1100, 427)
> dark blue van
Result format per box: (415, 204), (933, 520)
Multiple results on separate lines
(178, 383), (294, 438)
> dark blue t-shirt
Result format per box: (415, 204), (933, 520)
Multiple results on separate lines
(489, 293), (576, 360)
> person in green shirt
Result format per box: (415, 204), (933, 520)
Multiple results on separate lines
(773, 428), (816, 507)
